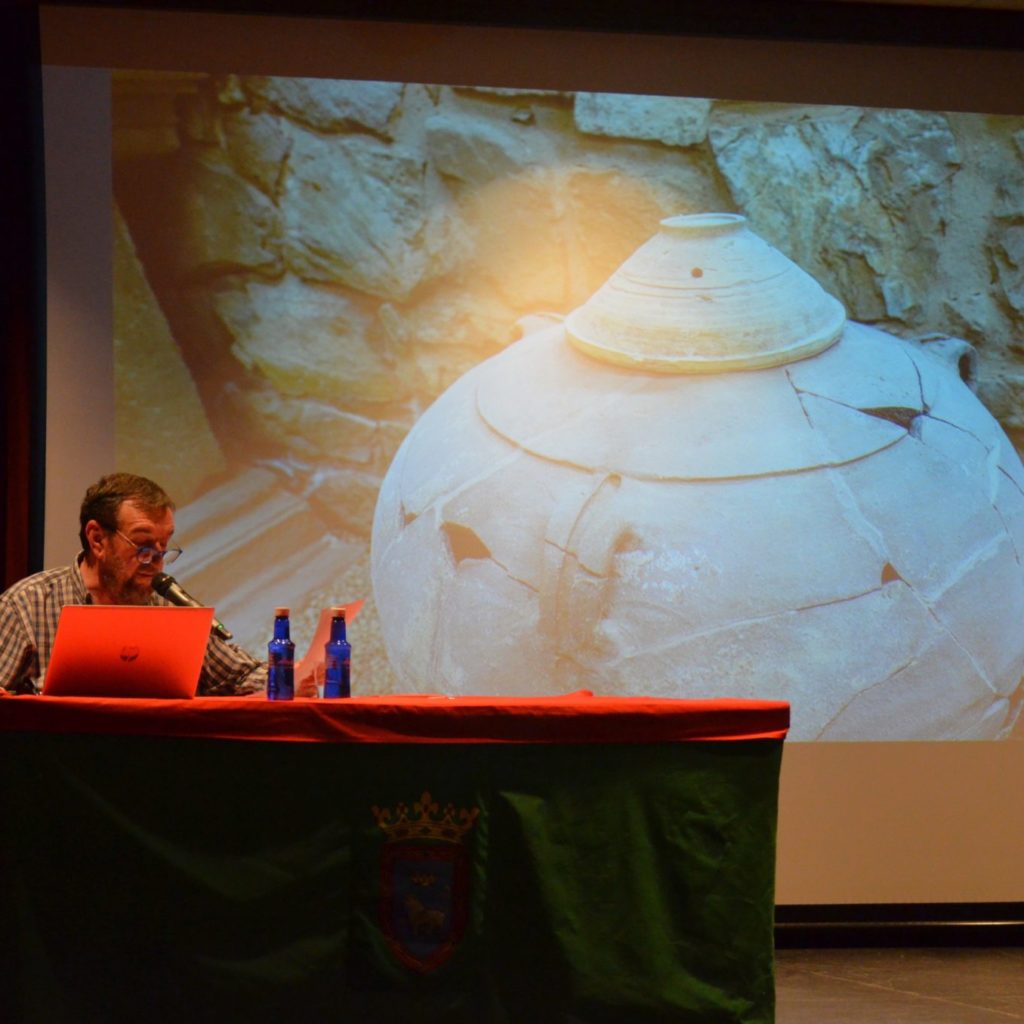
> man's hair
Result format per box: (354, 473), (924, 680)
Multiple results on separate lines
(79, 473), (175, 552)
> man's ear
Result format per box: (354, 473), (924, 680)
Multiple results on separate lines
(83, 519), (107, 559)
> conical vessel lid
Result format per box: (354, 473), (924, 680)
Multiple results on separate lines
(565, 213), (846, 373)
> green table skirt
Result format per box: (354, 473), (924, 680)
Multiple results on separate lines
(1, 733), (782, 1023)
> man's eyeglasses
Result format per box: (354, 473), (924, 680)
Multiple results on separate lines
(114, 528), (183, 565)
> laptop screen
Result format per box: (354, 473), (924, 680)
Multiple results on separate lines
(43, 605), (214, 699)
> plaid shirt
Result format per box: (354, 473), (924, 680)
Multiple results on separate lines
(0, 559), (266, 696)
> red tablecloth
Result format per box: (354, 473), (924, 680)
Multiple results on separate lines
(0, 690), (789, 744)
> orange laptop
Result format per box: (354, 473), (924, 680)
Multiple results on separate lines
(43, 605), (214, 699)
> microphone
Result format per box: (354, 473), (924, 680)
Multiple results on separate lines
(152, 572), (234, 641)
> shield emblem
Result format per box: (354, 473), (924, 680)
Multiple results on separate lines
(379, 840), (470, 972)
(372, 791), (479, 974)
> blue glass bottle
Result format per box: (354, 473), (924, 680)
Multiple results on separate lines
(323, 606), (351, 699)
(267, 606), (295, 701)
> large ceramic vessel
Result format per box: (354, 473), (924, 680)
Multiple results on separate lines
(371, 214), (1024, 740)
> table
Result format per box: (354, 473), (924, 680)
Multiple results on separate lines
(0, 692), (788, 1023)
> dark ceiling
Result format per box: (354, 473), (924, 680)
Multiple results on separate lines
(39, 0), (1024, 49)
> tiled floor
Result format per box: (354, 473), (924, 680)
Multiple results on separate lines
(776, 947), (1024, 1022)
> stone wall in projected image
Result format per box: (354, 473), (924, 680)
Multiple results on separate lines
(111, 73), (1024, 706)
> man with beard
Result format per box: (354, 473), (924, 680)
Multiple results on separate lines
(0, 473), (266, 695)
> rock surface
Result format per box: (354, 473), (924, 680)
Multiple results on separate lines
(113, 204), (225, 502)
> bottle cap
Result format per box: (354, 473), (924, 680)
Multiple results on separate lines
(330, 606), (347, 619)
(274, 606), (290, 617)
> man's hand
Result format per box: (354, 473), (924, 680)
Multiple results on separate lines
(2, 645), (39, 694)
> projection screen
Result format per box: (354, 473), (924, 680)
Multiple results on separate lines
(39, 5), (1024, 905)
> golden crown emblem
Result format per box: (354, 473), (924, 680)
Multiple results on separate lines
(372, 791), (479, 844)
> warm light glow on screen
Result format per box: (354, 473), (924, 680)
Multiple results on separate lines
(110, 70), (1024, 741)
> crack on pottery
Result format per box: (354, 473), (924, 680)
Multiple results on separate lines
(859, 406), (923, 433)
(997, 463), (1024, 502)
(442, 521), (492, 565)
(880, 561), (905, 585)
(815, 654), (927, 739)
(920, 602), (999, 698)
(786, 368), (817, 430)
(990, 502), (1022, 567)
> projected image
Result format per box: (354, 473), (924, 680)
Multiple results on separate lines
(111, 72), (1024, 739)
